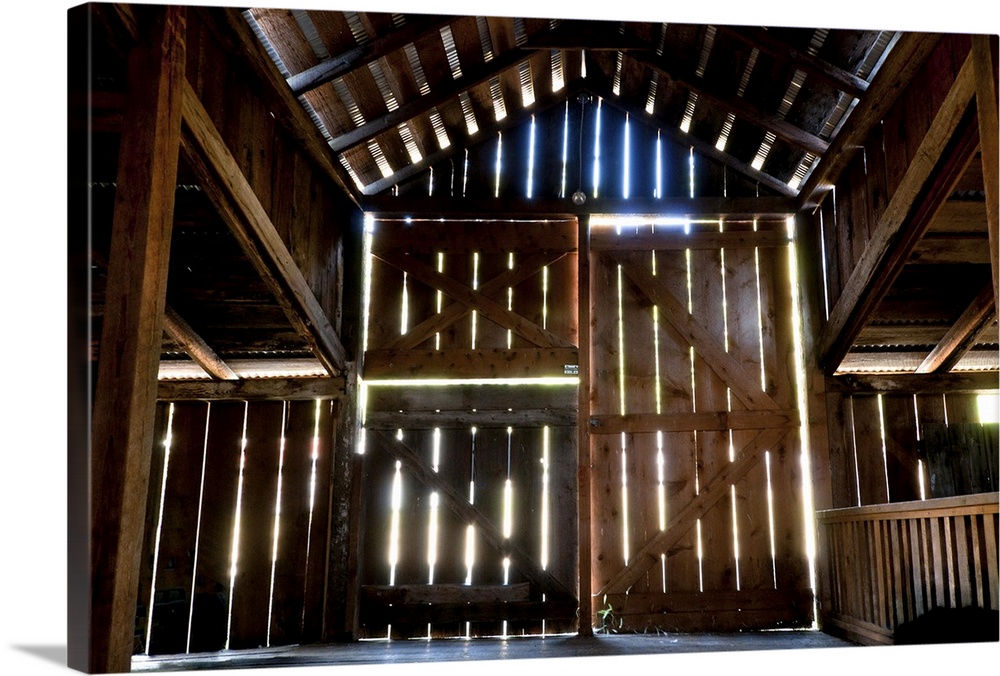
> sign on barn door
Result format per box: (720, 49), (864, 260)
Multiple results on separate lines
(586, 220), (813, 632)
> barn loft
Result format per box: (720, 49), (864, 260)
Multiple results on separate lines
(68, 2), (1000, 673)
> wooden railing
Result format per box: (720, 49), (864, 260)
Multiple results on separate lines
(815, 492), (999, 645)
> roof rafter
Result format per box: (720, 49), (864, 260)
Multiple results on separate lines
(916, 282), (997, 374)
(329, 46), (540, 155)
(629, 50), (830, 157)
(716, 25), (871, 100)
(286, 14), (454, 96)
(359, 76), (585, 195)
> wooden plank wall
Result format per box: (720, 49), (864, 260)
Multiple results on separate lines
(588, 221), (812, 632)
(184, 9), (358, 337)
(134, 399), (337, 655)
(816, 34), (972, 313)
(825, 388), (998, 508)
(816, 492), (999, 646)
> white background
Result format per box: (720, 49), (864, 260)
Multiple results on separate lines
(2, 1), (997, 674)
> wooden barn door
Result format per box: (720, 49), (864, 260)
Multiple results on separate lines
(586, 220), (813, 632)
(359, 217), (580, 638)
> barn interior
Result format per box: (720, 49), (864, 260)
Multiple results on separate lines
(68, 2), (1000, 673)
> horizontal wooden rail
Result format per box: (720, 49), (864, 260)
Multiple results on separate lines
(815, 492), (999, 646)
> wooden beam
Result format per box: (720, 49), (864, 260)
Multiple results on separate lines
(610, 251), (781, 411)
(817, 51), (980, 372)
(577, 216), (593, 637)
(329, 46), (538, 155)
(87, 8), (185, 673)
(521, 20), (650, 51)
(204, 6), (359, 205)
(916, 282), (997, 373)
(374, 249), (575, 349)
(362, 582), (530, 605)
(597, 427), (790, 595)
(362, 347), (579, 380)
(179, 79), (348, 375)
(159, 357), (327, 380)
(716, 26), (870, 100)
(827, 371), (999, 395)
(590, 227), (790, 251)
(630, 51), (830, 157)
(365, 407), (577, 429)
(909, 234), (993, 264)
(798, 33), (942, 211)
(157, 376), (346, 401)
(360, 599), (578, 626)
(973, 35), (1000, 316)
(359, 77), (584, 196)
(590, 81), (799, 198)
(363, 194), (797, 218)
(369, 430), (574, 600)
(287, 15), (453, 95)
(588, 409), (800, 435)
(162, 305), (238, 380)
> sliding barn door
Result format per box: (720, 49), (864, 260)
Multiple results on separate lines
(587, 220), (813, 632)
(359, 217), (580, 638)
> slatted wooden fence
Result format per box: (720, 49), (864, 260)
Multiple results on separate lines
(816, 492), (999, 645)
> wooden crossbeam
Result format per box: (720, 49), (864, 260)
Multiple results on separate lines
(363, 194), (796, 218)
(363, 347), (578, 379)
(597, 427), (791, 595)
(368, 430), (573, 600)
(329, 46), (537, 155)
(162, 305), (238, 381)
(589, 409), (800, 435)
(716, 26), (870, 100)
(179, 79), (348, 376)
(382, 251), (566, 350)
(365, 407), (576, 430)
(916, 282), (997, 374)
(817, 50), (981, 372)
(589, 227), (789, 251)
(287, 15), (453, 95)
(828, 371), (1000, 394)
(630, 51), (829, 157)
(375, 249), (575, 349)
(610, 251), (781, 411)
(158, 376), (346, 401)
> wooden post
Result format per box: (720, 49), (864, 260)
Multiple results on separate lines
(973, 35), (999, 316)
(85, 7), (186, 673)
(577, 216), (593, 636)
(325, 363), (363, 641)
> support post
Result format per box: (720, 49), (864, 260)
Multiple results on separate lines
(577, 216), (593, 636)
(85, 7), (186, 673)
(325, 363), (364, 641)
